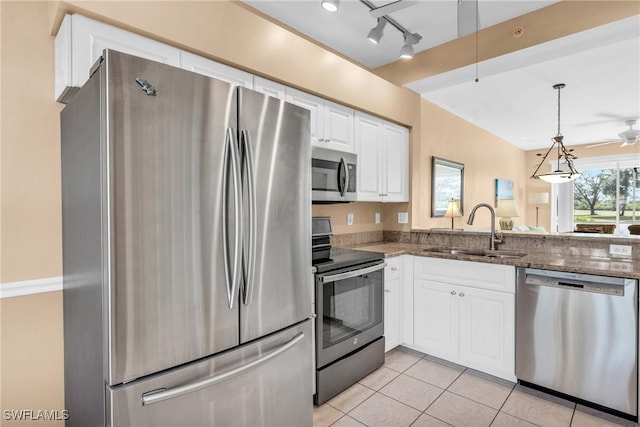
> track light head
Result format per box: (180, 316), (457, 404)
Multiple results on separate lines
(367, 18), (387, 44)
(399, 33), (420, 59)
(321, 0), (340, 12)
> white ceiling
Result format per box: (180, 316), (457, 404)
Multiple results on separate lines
(244, 1), (640, 151)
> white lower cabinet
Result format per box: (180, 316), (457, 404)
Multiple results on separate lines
(413, 257), (516, 381)
(384, 257), (403, 352)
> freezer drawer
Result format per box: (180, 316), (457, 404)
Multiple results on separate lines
(107, 320), (312, 427)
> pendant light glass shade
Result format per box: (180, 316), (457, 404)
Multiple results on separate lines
(531, 84), (581, 182)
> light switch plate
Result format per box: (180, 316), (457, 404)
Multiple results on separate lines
(398, 212), (408, 224)
(347, 213), (354, 226)
(610, 244), (632, 256)
(375, 212), (381, 224)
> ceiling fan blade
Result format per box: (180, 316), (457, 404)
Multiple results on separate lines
(457, 0), (479, 37)
(369, 0), (415, 19)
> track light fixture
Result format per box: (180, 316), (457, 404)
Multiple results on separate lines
(323, 0), (421, 59)
(399, 33), (421, 59)
(321, 0), (340, 12)
(367, 18), (387, 44)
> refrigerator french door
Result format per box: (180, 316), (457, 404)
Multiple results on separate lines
(62, 50), (312, 426)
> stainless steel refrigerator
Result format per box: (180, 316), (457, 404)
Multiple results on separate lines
(61, 50), (312, 426)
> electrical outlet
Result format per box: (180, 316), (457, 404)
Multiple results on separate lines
(347, 213), (354, 226)
(610, 244), (632, 256)
(375, 212), (381, 224)
(398, 212), (408, 224)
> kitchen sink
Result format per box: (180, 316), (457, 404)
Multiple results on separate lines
(423, 248), (486, 256)
(423, 247), (526, 259)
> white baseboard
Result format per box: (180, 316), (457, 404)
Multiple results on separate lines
(0, 276), (63, 299)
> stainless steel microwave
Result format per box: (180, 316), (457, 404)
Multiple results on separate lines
(311, 147), (357, 203)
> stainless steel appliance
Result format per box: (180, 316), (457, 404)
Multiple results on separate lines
(312, 147), (357, 203)
(311, 217), (385, 404)
(516, 268), (638, 419)
(61, 50), (313, 426)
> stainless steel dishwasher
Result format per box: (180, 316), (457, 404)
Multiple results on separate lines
(516, 268), (638, 418)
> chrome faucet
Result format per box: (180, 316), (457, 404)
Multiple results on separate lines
(467, 203), (503, 250)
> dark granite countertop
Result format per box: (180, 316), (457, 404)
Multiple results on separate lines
(347, 241), (639, 279)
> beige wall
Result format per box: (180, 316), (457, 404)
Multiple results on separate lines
(1, 3), (65, 425)
(0, 292), (64, 427)
(412, 99), (528, 230)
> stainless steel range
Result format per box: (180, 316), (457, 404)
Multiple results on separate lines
(312, 217), (386, 405)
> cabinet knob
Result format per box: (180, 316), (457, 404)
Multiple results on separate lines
(391, 267), (397, 271)
(459, 292), (465, 297)
(384, 289), (391, 293)
(450, 291), (456, 295)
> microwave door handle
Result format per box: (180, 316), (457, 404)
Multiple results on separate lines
(338, 157), (347, 196)
(321, 262), (387, 284)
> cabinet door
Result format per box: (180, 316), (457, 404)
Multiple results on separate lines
(384, 258), (403, 352)
(58, 14), (181, 101)
(414, 279), (458, 360)
(254, 76), (286, 100)
(180, 51), (253, 88)
(382, 123), (409, 202)
(355, 112), (383, 201)
(323, 101), (355, 153)
(286, 88), (323, 147)
(458, 286), (515, 381)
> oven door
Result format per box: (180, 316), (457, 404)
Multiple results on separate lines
(315, 260), (385, 368)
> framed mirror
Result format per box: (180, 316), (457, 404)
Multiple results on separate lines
(432, 157), (464, 217)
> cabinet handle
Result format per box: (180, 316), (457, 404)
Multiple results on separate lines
(450, 291), (456, 295)
(384, 289), (391, 293)
(459, 292), (465, 297)
(391, 267), (397, 271)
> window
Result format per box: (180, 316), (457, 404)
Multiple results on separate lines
(554, 154), (640, 235)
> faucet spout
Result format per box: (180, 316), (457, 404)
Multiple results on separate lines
(466, 203), (502, 250)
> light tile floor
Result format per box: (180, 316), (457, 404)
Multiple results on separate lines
(314, 347), (638, 427)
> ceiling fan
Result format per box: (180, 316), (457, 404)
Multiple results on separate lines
(587, 120), (640, 148)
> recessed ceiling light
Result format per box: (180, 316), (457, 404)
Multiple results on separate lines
(321, 0), (339, 12)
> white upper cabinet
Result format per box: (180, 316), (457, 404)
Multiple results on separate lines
(355, 112), (384, 200)
(286, 88), (355, 152)
(55, 14), (181, 102)
(253, 77), (286, 100)
(382, 123), (409, 202)
(179, 51), (253, 88)
(355, 112), (409, 202)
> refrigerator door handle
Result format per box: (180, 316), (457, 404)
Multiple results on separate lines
(240, 129), (257, 306)
(222, 128), (242, 309)
(140, 332), (306, 406)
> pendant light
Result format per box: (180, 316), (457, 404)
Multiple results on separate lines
(531, 83), (581, 183)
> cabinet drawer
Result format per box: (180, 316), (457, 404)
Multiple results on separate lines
(414, 257), (515, 293)
(385, 257), (402, 281)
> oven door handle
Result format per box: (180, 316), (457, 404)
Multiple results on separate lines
(321, 262), (387, 284)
